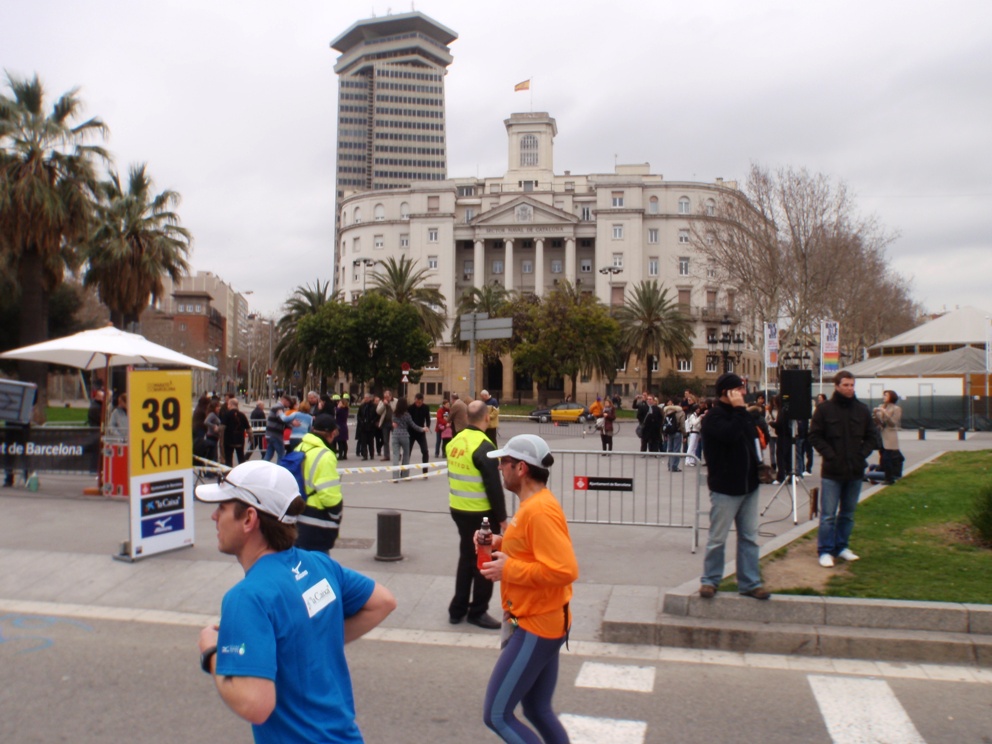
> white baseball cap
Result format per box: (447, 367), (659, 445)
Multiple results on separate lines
(195, 460), (300, 523)
(487, 434), (554, 469)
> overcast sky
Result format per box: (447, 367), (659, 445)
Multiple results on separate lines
(4, 0), (990, 322)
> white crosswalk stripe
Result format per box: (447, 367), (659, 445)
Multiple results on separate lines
(808, 674), (927, 744)
(560, 713), (648, 744)
(574, 661), (656, 692)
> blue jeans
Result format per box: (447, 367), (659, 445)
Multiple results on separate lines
(702, 489), (762, 592)
(263, 437), (285, 463)
(667, 432), (683, 471)
(818, 478), (862, 556)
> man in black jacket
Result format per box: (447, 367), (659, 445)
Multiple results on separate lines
(809, 370), (876, 568)
(698, 373), (770, 600)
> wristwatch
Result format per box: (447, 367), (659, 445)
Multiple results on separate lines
(200, 645), (217, 674)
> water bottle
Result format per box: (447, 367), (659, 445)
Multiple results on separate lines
(476, 517), (492, 570)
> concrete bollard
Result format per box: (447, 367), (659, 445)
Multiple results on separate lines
(375, 510), (403, 562)
(918, 427), (926, 440)
(958, 427), (967, 441)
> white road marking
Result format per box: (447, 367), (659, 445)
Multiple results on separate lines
(808, 674), (926, 744)
(560, 713), (647, 744)
(574, 661), (655, 692)
(0, 600), (988, 688)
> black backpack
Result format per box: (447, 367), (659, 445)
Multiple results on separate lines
(663, 412), (678, 435)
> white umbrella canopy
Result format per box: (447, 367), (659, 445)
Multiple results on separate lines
(0, 325), (216, 371)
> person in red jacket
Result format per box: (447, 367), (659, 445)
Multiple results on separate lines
(480, 434), (578, 744)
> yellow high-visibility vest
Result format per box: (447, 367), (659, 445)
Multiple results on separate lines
(447, 428), (490, 512)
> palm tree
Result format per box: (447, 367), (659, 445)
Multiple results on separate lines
(0, 73), (109, 416)
(275, 280), (339, 392)
(83, 163), (191, 329)
(367, 255), (447, 342)
(614, 280), (695, 394)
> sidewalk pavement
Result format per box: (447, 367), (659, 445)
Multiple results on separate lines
(1, 422), (989, 664)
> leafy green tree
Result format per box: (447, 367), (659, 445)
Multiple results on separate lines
(274, 280), (338, 393)
(83, 163), (191, 329)
(511, 282), (620, 402)
(614, 280), (695, 395)
(0, 73), (109, 417)
(368, 255), (447, 343)
(297, 293), (432, 393)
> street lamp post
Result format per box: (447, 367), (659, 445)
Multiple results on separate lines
(781, 339), (813, 371)
(706, 314), (744, 374)
(599, 266), (622, 278)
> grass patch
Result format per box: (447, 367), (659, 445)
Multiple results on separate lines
(764, 451), (992, 604)
(43, 407), (90, 424)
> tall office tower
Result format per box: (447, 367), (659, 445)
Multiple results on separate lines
(331, 12), (457, 197)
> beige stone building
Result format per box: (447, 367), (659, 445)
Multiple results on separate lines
(334, 111), (762, 404)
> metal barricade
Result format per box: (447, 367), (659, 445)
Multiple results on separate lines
(535, 449), (704, 552)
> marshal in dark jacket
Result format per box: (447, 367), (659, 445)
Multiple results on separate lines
(701, 400), (761, 495)
(808, 392), (876, 481)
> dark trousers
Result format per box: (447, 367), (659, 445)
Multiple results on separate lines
(449, 508), (495, 620)
(223, 443), (246, 468)
(411, 430), (430, 471)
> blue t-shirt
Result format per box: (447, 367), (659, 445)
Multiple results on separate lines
(282, 411), (313, 442)
(215, 547), (375, 743)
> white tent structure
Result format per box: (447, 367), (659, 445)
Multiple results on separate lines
(845, 307), (991, 430)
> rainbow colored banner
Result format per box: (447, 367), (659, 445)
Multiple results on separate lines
(821, 320), (840, 375)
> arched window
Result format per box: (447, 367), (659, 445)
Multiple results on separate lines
(648, 196), (659, 214)
(705, 198), (716, 217)
(678, 197), (691, 215)
(400, 202), (410, 220)
(520, 134), (539, 167)
(354, 207), (362, 224)
(374, 204), (385, 221)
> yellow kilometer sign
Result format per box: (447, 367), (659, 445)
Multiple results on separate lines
(129, 370), (192, 476)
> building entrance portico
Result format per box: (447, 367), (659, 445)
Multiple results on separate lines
(459, 195), (591, 298)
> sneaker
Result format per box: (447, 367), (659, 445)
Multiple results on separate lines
(771, 480), (781, 485)
(803, 471), (813, 476)
(739, 587), (771, 600)
(838, 548), (860, 562)
(819, 553), (835, 568)
(699, 584), (716, 599)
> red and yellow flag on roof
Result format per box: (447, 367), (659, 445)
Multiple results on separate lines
(514, 79), (531, 92)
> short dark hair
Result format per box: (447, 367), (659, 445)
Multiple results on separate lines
(523, 463), (550, 484)
(232, 498), (306, 551)
(833, 370), (854, 386)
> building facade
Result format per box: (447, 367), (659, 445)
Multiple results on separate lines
(334, 112), (761, 403)
(330, 11), (457, 197)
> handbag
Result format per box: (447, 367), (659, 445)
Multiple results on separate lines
(635, 424), (644, 438)
(595, 417), (605, 429)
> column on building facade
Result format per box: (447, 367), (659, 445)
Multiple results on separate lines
(564, 238), (576, 286)
(504, 238), (514, 292)
(535, 239), (545, 298)
(474, 239), (484, 290)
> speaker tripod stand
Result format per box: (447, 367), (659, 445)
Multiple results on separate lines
(760, 419), (810, 524)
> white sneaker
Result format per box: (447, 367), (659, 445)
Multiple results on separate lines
(838, 549), (860, 562)
(772, 480), (781, 485)
(819, 554), (834, 568)
(803, 471), (813, 476)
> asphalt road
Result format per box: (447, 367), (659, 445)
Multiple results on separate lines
(2, 614), (989, 744)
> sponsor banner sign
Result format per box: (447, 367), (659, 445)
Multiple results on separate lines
(1, 425), (101, 474)
(821, 320), (840, 376)
(765, 322), (779, 369)
(573, 475), (634, 492)
(126, 369), (194, 559)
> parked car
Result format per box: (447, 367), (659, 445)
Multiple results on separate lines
(529, 401), (592, 423)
